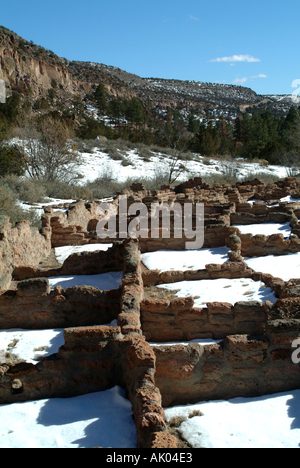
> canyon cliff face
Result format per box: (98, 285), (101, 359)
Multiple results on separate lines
(0, 27), (89, 100)
(0, 26), (293, 115)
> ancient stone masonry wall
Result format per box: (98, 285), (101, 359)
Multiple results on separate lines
(0, 217), (51, 293)
(0, 326), (124, 404)
(43, 177), (300, 254)
(236, 176), (300, 201)
(0, 324), (175, 448)
(13, 242), (124, 280)
(118, 239), (144, 336)
(141, 299), (268, 343)
(0, 278), (121, 329)
(0, 242), (125, 329)
(2, 177), (300, 448)
(227, 231), (300, 259)
(120, 334), (173, 448)
(153, 327), (300, 407)
(42, 200), (116, 248)
(0, 239), (174, 448)
(142, 261), (253, 287)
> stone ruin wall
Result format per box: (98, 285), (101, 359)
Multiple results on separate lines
(0, 216), (51, 293)
(0, 239), (175, 448)
(41, 176), (300, 254)
(1, 176), (300, 448)
(1, 239), (300, 446)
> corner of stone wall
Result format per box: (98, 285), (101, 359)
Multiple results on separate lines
(118, 239), (177, 448)
(119, 334), (177, 448)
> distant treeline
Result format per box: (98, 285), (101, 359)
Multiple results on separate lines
(80, 84), (300, 165)
(190, 106), (300, 165)
(1, 83), (300, 177)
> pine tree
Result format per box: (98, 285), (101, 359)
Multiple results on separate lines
(283, 106), (300, 133)
(281, 106), (300, 162)
(233, 115), (243, 146)
(107, 99), (125, 124)
(188, 114), (199, 133)
(249, 113), (269, 158)
(125, 97), (146, 128)
(94, 83), (107, 113)
(196, 122), (216, 156)
(241, 112), (254, 147)
(0, 144), (25, 176)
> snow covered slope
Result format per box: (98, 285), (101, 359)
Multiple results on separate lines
(77, 147), (289, 185)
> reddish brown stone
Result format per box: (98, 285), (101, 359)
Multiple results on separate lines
(150, 432), (178, 449)
(156, 359), (195, 380)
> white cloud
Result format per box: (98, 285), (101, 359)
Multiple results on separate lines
(233, 73), (267, 86)
(251, 74), (268, 79)
(209, 54), (261, 63)
(233, 77), (248, 85)
(188, 14), (199, 21)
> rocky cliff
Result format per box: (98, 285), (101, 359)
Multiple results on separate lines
(0, 25), (294, 116)
(0, 26), (89, 101)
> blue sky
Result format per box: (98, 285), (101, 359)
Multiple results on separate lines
(1, 0), (299, 95)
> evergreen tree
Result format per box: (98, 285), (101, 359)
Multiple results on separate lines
(233, 115), (243, 145)
(196, 122), (216, 156)
(249, 113), (269, 158)
(188, 114), (199, 133)
(94, 83), (107, 113)
(0, 91), (21, 123)
(281, 106), (300, 163)
(282, 106), (300, 133)
(125, 97), (146, 128)
(107, 98), (125, 124)
(261, 110), (279, 143)
(0, 144), (25, 176)
(241, 112), (254, 147)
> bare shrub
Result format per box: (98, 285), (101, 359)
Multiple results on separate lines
(19, 116), (81, 182)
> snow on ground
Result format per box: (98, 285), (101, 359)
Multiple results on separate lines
(0, 328), (65, 364)
(0, 321), (118, 365)
(156, 277), (277, 306)
(17, 198), (77, 218)
(0, 386), (137, 449)
(77, 149), (290, 185)
(54, 243), (112, 265)
(4, 164), (300, 448)
(245, 252), (300, 282)
(48, 271), (123, 290)
(150, 338), (223, 347)
(164, 390), (300, 448)
(234, 222), (291, 237)
(141, 247), (230, 272)
(278, 195), (300, 204)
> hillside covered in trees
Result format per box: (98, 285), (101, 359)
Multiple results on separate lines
(0, 24), (300, 184)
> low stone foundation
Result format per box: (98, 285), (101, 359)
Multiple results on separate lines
(1, 176), (300, 448)
(0, 238), (175, 448)
(0, 280), (121, 329)
(141, 299), (269, 342)
(153, 325), (300, 407)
